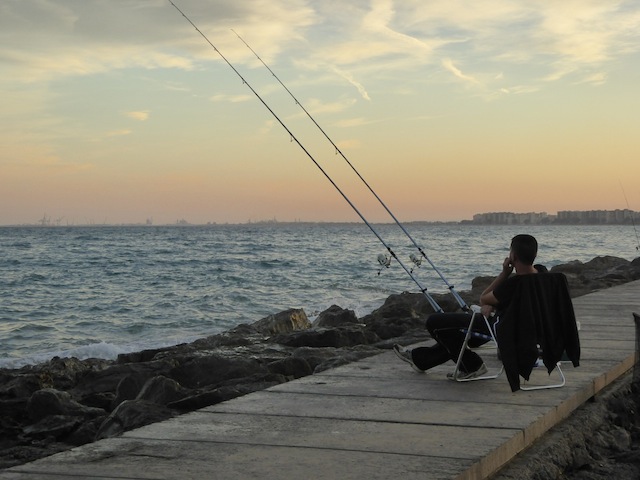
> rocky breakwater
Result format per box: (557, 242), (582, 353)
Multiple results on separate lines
(1, 255), (639, 470)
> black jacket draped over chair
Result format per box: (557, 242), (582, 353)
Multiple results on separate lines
(495, 273), (581, 392)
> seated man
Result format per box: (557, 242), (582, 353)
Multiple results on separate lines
(393, 234), (542, 379)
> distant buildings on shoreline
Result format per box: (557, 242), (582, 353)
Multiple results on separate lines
(468, 209), (640, 225)
(8, 209), (639, 227)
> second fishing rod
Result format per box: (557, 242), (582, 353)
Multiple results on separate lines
(167, 0), (444, 314)
(232, 30), (469, 312)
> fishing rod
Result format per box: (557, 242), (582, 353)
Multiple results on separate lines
(620, 181), (640, 251)
(167, 0), (444, 313)
(231, 30), (469, 311)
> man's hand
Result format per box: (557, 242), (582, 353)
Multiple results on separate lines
(480, 304), (495, 317)
(502, 256), (514, 276)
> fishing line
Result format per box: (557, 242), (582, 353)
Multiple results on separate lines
(620, 181), (640, 251)
(231, 30), (469, 311)
(167, 0), (444, 313)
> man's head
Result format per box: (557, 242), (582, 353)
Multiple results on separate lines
(510, 234), (538, 266)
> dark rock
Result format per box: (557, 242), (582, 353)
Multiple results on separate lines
(313, 305), (359, 327)
(117, 348), (170, 364)
(79, 392), (114, 412)
(169, 373), (288, 412)
(23, 415), (83, 439)
(96, 400), (173, 440)
(169, 354), (267, 389)
(493, 373), (640, 480)
(65, 416), (107, 446)
(551, 256), (640, 297)
(40, 357), (109, 390)
(267, 357), (313, 378)
(0, 373), (44, 399)
(71, 360), (176, 400)
(167, 387), (241, 411)
(112, 375), (145, 409)
(272, 325), (379, 348)
(360, 292), (434, 339)
(252, 308), (312, 335)
(136, 375), (189, 406)
(471, 276), (494, 296)
(27, 389), (104, 423)
(227, 323), (260, 337)
(0, 398), (29, 427)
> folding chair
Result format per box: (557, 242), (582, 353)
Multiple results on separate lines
(451, 273), (580, 391)
(520, 358), (565, 390)
(451, 307), (503, 382)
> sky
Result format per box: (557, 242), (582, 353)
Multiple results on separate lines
(2, 0), (640, 225)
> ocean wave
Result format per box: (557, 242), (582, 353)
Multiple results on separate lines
(1, 224), (636, 368)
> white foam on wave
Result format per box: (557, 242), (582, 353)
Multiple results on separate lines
(0, 335), (207, 370)
(0, 342), (126, 369)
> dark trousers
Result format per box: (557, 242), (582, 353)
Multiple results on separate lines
(411, 312), (495, 373)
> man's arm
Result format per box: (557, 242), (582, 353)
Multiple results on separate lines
(479, 257), (513, 307)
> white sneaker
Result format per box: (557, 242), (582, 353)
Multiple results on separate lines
(393, 344), (425, 373)
(447, 363), (488, 380)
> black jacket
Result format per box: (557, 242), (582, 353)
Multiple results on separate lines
(495, 272), (580, 392)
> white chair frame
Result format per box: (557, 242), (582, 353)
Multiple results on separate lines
(451, 310), (503, 382)
(451, 309), (566, 389)
(521, 360), (565, 390)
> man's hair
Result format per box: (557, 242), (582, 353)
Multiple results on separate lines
(511, 234), (538, 265)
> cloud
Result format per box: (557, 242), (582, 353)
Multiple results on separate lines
(576, 71), (608, 86)
(210, 93), (252, 103)
(441, 58), (480, 85)
(335, 138), (361, 150)
(126, 111), (150, 121)
(362, 0), (437, 55)
(304, 98), (357, 115)
(106, 129), (132, 137)
(333, 117), (374, 128)
(330, 67), (371, 101)
(3, 1), (638, 98)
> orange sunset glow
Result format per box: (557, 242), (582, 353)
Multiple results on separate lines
(2, 1), (639, 225)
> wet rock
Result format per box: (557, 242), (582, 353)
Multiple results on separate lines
(167, 387), (243, 412)
(65, 416), (106, 446)
(272, 325), (379, 348)
(23, 415), (83, 439)
(551, 256), (640, 296)
(112, 374), (145, 409)
(27, 389), (104, 423)
(136, 375), (189, 406)
(313, 305), (359, 327)
(169, 354), (266, 389)
(0, 373), (43, 400)
(168, 374), (287, 411)
(71, 360), (176, 400)
(252, 308), (311, 335)
(40, 357), (110, 390)
(360, 292), (435, 339)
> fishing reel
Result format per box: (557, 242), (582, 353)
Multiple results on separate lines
(377, 253), (391, 275)
(409, 253), (422, 273)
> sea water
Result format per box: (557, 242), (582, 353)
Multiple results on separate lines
(1, 223), (637, 368)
